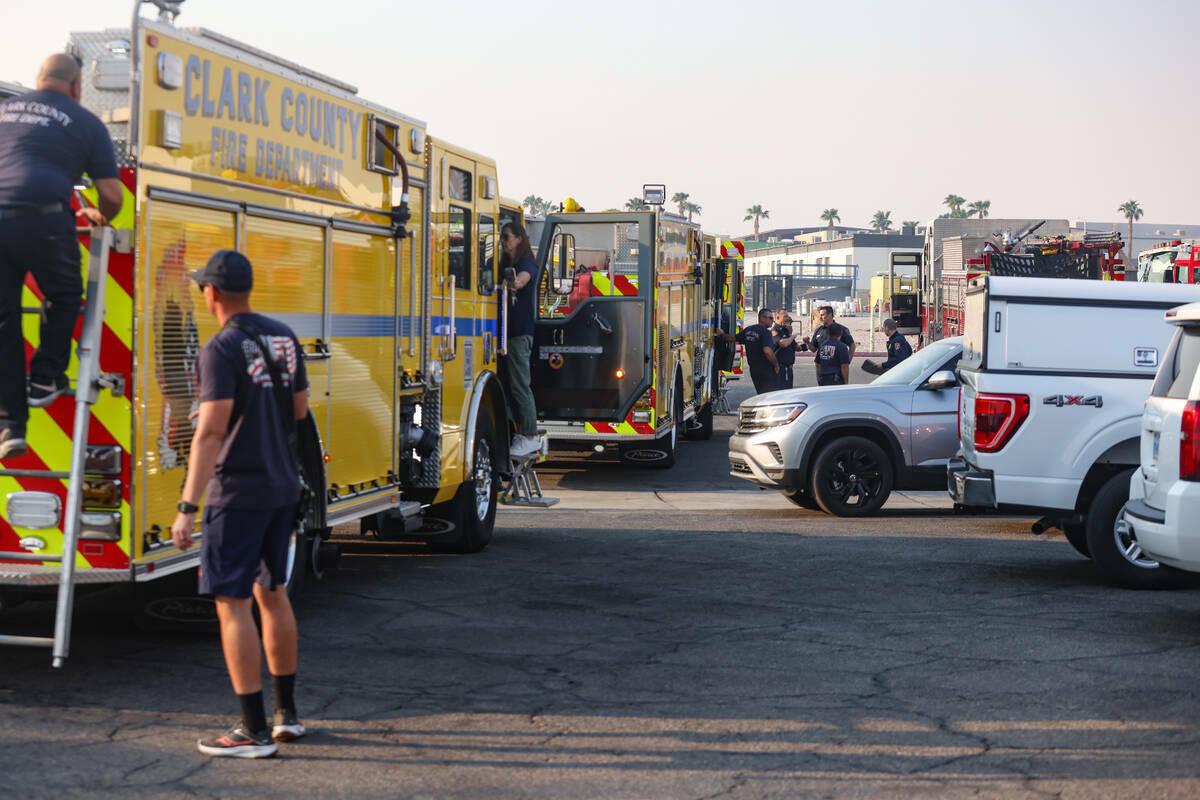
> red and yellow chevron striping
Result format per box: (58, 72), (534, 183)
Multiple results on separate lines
(0, 169), (136, 571)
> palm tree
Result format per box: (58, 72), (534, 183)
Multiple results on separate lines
(523, 194), (546, 216)
(871, 210), (892, 234)
(683, 201), (702, 222)
(671, 192), (690, 217)
(625, 197), (648, 211)
(968, 200), (991, 219)
(1119, 200), (1143, 255)
(901, 220), (920, 231)
(943, 194), (966, 216)
(820, 208), (840, 238)
(743, 205), (769, 241)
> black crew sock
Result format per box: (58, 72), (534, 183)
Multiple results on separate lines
(273, 673), (296, 715)
(238, 690), (268, 734)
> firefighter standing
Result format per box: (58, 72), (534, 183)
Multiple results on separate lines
(815, 323), (852, 386)
(170, 251), (309, 758)
(881, 318), (913, 371)
(0, 54), (123, 460)
(723, 307), (779, 394)
(771, 309), (801, 390)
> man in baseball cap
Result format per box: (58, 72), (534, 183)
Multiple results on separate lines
(173, 249), (310, 757)
(189, 248), (254, 293)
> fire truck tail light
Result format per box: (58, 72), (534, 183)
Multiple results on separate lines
(615, 368), (625, 379)
(82, 479), (122, 508)
(6, 492), (62, 529)
(973, 393), (1030, 453)
(1180, 401), (1200, 482)
(80, 512), (121, 542)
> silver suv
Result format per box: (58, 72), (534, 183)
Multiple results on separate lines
(728, 337), (963, 516)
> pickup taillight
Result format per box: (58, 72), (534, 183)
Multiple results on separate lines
(973, 393), (1030, 453)
(1181, 401), (1200, 481)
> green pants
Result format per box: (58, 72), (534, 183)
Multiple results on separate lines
(501, 334), (537, 436)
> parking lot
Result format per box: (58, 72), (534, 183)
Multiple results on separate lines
(2, 376), (1200, 798)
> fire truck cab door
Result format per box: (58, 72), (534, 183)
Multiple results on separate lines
(531, 212), (652, 422)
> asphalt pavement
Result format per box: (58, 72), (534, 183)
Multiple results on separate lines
(2, 366), (1200, 798)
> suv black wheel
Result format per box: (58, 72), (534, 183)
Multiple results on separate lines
(1085, 469), (1182, 589)
(810, 435), (894, 517)
(782, 488), (821, 510)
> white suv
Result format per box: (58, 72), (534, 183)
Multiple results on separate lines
(1122, 302), (1200, 575)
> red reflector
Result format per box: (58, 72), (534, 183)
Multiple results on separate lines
(1181, 401), (1200, 482)
(147, 34), (158, 47)
(973, 393), (1030, 453)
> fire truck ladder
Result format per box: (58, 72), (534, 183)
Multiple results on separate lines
(0, 226), (119, 667)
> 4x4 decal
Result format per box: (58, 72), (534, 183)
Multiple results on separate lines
(1043, 394), (1103, 408)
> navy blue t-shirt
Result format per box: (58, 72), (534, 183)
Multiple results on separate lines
(196, 313), (309, 509)
(807, 324), (854, 352)
(816, 338), (851, 375)
(771, 324), (799, 366)
(502, 255), (537, 338)
(883, 331), (913, 370)
(736, 324), (774, 373)
(0, 89), (118, 208)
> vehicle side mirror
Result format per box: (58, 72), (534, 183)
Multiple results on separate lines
(1163, 268), (1176, 284)
(553, 232), (575, 294)
(924, 370), (958, 391)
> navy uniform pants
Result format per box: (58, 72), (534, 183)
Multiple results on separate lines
(0, 211), (82, 433)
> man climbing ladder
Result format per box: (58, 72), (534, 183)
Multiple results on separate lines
(0, 53), (123, 459)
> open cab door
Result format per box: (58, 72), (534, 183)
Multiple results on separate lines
(531, 212), (653, 421)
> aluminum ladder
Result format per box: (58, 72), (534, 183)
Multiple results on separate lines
(0, 226), (115, 667)
(499, 437), (558, 508)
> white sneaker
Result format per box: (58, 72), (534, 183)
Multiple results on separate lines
(510, 435), (541, 458)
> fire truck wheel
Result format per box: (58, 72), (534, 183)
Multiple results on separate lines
(810, 435), (893, 517)
(682, 402), (713, 441)
(619, 384), (680, 468)
(431, 410), (498, 553)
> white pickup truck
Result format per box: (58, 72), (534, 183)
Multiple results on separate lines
(948, 276), (1198, 588)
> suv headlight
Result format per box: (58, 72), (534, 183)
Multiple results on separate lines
(737, 403), (807, 434)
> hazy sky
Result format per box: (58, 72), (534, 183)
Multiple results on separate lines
(3, 0), (1197, 235)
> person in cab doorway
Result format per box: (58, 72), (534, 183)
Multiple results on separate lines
(498, 222), (541, 458)
(0, 53), (124, 460)
(881, 318), (913, 371)
(803, 305), (857, 360)
(771, 309), (802, 390)
(815, 323), (852, 386)
(170, 250), (309, 758)
(721, 307), (779, 394)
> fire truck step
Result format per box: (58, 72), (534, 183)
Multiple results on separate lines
(0, 469), (71, 480)
(0, 634), (54, 648)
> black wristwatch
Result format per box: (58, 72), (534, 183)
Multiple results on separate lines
(177, 500), (199, 514)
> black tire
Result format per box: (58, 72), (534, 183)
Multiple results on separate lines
(1063, 522), (1090, 558)
(782, 488), (821, 510)
(809, 435), (894, 517)
(619, 381), (680, 468)
(430, 409), (498, 553)
(1084, 469), (1181, 589)
(683, 402), (714, 440)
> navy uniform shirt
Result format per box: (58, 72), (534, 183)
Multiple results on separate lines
(500, 255), (537, 338)
(816, 338), (851, 376)
(771, 324), (799, 367)
(0, 89), (118, 208)
(807, 324), (854, 352)
(882, 331), (913, 371)
(196, 313), (309, 510)
(735, 324), (774, 373)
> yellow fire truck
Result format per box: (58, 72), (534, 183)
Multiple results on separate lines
(0, 7), (525, 664)
(532, 206), (739, 466)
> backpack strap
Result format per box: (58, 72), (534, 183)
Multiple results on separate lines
(224, 315), (300, 465)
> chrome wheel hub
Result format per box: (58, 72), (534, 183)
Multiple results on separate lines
(473, 438), (494, 521)
(1114, 514), (1157, 568)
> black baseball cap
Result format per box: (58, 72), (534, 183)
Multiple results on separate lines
(189, 249), (253, 292)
